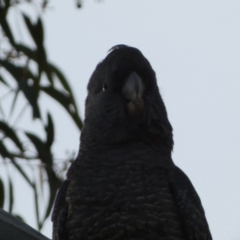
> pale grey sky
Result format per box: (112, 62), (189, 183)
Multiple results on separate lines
(3, 1), (240, 239)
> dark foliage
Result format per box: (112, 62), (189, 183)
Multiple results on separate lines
(0, 0), (82, 230)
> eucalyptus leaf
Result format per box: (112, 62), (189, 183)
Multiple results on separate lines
(8, 177), (13, 213)
(0, 141), (12, 159)
(0, 8), (15, 45)
(45, 113), (54, 148)
(0, 121), (24, 151)
(0, 74), (9, 87)
(0, 178), (4, 208)
(0, 59), (41, 119)
(41, 86), (83, 129)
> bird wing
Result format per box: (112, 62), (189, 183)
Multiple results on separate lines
(168, 166), (212, 240)
(52, 180), (69, 240)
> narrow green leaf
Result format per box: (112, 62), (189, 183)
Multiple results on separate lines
(19, 77), (41, 119)
(32, 181), (40, 230)
(0, 74), (9, 87)
(44, 63), (54, 85)
(41, 86), (83, 130)
(15, 44), (37, 61)
(0, 178), (4, 208)
(45, 113), (54, 148)
(8, 177), (13, 213)
(0, 59), (21, 80)
(35, 18), (44, 48)
(22, 14), (35, 45)
(0, 141), (11, 159)
(42, 167), (62, 223)
(25, 132), (45, 157)
(41, 86), (69, 106)
(11, 159), (33, 187)
(22, 15), (44, 49)
(0, 10), (15, 45)
(17, 17), (47, 82)
(0, 59), (41, 119)
(48, 63), (71, 92)
(25, 131), (52, 164)
(48, 63), (81, 119)
(39, 165), (44, 197)
(0, 120), (24, 151)
(9, 88), (20, 117)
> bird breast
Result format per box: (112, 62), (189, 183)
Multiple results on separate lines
(66, 157), (185, 240)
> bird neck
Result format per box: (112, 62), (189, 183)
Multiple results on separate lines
(77, 139), (173, 168)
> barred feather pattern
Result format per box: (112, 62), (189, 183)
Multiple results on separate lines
(66, 149), (185, 240)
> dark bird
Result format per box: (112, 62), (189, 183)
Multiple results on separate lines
(52, 45), (212, 240)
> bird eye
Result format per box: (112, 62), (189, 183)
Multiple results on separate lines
(102, 82), (108, 91)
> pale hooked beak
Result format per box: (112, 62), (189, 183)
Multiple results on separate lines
(122, 72), (145, 116)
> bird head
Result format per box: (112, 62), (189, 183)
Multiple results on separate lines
(82, 45), (173, 151)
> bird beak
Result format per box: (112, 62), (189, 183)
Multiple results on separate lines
(122, 72), (145, 116)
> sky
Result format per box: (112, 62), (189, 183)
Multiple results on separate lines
(2, 0), (240, 239)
